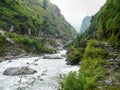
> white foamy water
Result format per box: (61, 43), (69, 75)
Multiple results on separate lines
(0, 50), (79, 90)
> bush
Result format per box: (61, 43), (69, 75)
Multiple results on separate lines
(61, 72), (86, 90)
(67, 46), (83, 65)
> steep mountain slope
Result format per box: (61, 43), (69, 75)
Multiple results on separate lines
(62, 0), (120, 89)
(0, 0), (77, 44)
(80, 16), (91, 33)
(81, 0), (120, 47)
(0, 0), (77, 57)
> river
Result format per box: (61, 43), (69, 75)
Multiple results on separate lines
(0, 50), (79, 90)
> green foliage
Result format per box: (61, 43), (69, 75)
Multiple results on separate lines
(61, 72), (86, 90)
(0, 44), (5, 56)
(5, 32), (55, 54)
(0, 33), (6, 56)
(0, 0), (77, 41)
(62, 40), (108, 90)
(76, 0), (120, 48)
(0, 33), (5, 42)
(81, 0), (120, 48)
(65, 35), (87, 65)
(62, 0), (120, 89)
(68, 47), (82, 65)
(84, 40), (107, 58)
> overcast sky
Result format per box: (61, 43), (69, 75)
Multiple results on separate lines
(49, 0), (106, 32)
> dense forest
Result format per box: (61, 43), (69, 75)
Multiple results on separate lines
(62, 0), (120, 89)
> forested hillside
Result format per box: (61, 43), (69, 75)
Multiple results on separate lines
(62, 0), (120, 89)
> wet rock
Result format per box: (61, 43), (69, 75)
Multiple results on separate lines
(39, 79), (44, 81)
(61, 54), (67, 58)
(41, 73), (47, 76)
(26, 62), (29, 64)
(33, 63), (38, 66)
(43, 55), (63, 59)
(3, 66), (37, 76)
(5, 57), (10, 60)
(8, 60), (12, 62)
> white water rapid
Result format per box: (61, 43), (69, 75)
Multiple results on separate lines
(0, 50), (79, 90)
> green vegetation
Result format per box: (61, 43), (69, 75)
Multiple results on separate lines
(66, 0), (120, 65)
(5, 32), (55, 54)
(62, 0), (120, 89)
(62, 40), (108, 90)
(0, 0), (77, 41)
(80, 0), (120, 48)
(67, 46), (84, 65)
(0, 32), (6, 56)
(0, 0), (77, 56)
(66, 35), (86, 65)
(0, 32), (5, 42)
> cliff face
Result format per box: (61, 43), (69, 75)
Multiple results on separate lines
(80, 16), (91, 33)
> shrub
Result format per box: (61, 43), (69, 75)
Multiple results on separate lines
(67, 46), (83, 65)
(61, 72), (86, 90)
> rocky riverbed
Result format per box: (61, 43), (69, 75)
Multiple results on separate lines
(0, 50), (79, 90)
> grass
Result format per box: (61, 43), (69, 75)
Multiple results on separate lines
(61, 40), (108, 90)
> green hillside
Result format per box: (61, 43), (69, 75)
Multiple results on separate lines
(62, 0), (120, 89)
(79, 0), (120, 47)
(0, 0), (77, 41)
(0, 0), (77, 56)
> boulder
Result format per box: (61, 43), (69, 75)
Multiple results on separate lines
(3, 66), (37, 76)
(61, 54), (67, 58)
(43, 55), (63, 59)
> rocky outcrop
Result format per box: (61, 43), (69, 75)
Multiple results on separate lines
(3, 67), (37, 76)
(80, 16), (91, 33)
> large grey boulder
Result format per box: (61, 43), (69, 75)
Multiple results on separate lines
(3, 67), (37, 76)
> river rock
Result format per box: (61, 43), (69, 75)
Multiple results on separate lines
(3, 66), (37, 76)
(61, 54), (67, 58)
(43, 55), (63, 59)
